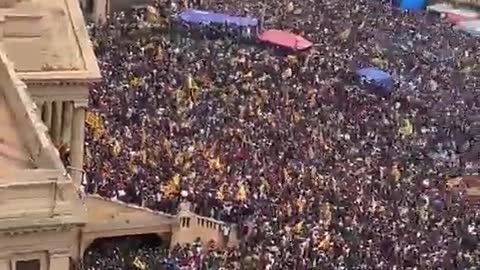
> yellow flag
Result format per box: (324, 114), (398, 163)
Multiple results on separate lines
(185, 75), (199, 90)
(174, 152), (185, 167)
(154, 46), (163, 61)
(140, 126), (147, 147)
(259, 178), (270, 193)
(371, 58), (387, 69)
(133, 256), (146, 270)
(139, 150), (147, 163)
(399, 119), (413, 137)
(390, 164), (401, 182)
(129, 77), (142, 88)
(291, 111), (302, 124)
(85, 112), (98, 128)
(216, 183), (226, 201)
(338, 28), (351, 41)
(294, 221), (304, 234)
(296, 196), (306, 212)
(320, 203), (332, 224)
(86, 112), (105, 139)
(283, 168), (292, 183)
(208, 156), (222, 171)
(171, 173), (180, 188)
(145, 5), (158, 23)
(318, 233), (331, 250)
(235, 183), (247, 202)
(161, 182), (176, 197)
(112, 140), (121, 157)
(177, 75), (199, 105)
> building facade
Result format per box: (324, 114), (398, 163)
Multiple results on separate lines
(0, 1), (236, 269)
(80, 0), (155, 24)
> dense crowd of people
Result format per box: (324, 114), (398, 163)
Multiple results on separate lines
(81, 0), (480, 269)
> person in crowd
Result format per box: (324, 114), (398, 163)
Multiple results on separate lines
(82, 0), (480, 269)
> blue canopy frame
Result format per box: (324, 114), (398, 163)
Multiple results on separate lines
(179, 9), (258, 27)
(356, 67), (395, 95)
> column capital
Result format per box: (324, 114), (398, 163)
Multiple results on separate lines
(0, 251), (11, 260)
(49, 248), (70, 259)
(73, 100), (88, 109)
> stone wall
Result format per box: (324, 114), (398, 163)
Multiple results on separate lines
(109, 0), (155, 13)
(0, 49), (65, 170)
(170, 202), (239, 249)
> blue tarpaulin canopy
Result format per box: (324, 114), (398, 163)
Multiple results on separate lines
(179, 9), (258, 27)
(356, 67), (394, 95)
(399, 0), (426, 11)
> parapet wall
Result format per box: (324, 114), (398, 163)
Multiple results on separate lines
(0, 48), (65, 170)
(171, 203), (239, 248)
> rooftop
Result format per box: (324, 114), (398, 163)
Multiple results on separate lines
(0, 0), (100, 82)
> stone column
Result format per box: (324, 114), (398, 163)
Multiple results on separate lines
(42, 101), (52, 130)
(93, 0), (108, 24)
(61, 101), (74, 146)
(0, 258), (10, 270)
(49, 250), (69, 270)
(70, 105), (86, 184)
(51, 101), (63, 145)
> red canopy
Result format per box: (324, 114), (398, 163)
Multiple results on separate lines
(258, 30), (313, 51)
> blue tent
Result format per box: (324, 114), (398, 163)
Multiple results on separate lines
(398, 0), (426, 11)
(179, 9), (258, 27)
(356, 67), (394, 95)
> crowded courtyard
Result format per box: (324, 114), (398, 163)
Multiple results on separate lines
(80, 0), (480, 269)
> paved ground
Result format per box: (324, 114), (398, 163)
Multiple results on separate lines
(0, 92), (33, 173)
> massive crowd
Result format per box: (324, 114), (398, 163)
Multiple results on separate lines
(81, 0), (480, 269)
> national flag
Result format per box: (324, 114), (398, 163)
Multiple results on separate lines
(338, 27), (351, 41)
(208, 156), (223, 172)
(112, 139), (121, 157)
(154, 46), (163, 61)
(133, 256), (146, 270)
(129, 76), (142, 88)
(145, 5), (159, 23)
(390, 164), (401, 182)
(283, 168), (292, 183)
(140, 126), (147, 147)
(399, 118), (413, 137)
(318, 232), (331, 250)
(235, 183), (247, 202)
(259, 178), (270, 194)
(216, 183), (226, 201)
(293, 221), (304, 234)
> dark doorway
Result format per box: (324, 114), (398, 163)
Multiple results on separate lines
(16, 259), (40, 270)
(83, 234), (166, 269)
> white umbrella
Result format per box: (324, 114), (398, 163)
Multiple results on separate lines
(456, 19), (480, 35)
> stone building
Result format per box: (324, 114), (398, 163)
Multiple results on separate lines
(80, 0), (155, 23)
(0, 0), (236, 270)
